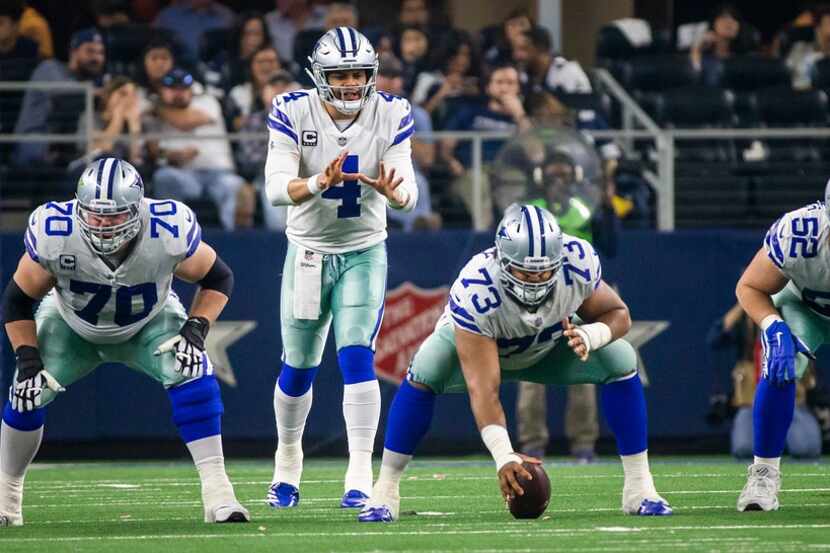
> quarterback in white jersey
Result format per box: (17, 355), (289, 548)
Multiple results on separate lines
(261, 27), (418, 511)
(0, 158), (248, 527)
(734, 187), (830, 513)
(360, 204), (671, 522)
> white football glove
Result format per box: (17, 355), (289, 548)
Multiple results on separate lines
(10, 346), (64, 413)
(154, 316), (210, 379)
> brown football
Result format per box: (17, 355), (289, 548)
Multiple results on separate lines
(507, 462), (551, 519)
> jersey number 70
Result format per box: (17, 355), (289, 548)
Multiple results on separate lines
(322, 154), (361, 218)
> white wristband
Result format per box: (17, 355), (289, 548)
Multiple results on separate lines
(481, 424), (522, 471)
(760, 314), (783, 331)
(389, 189), (410, 210)
(573, 322), (612, 353)
(306, 173), (321, 195)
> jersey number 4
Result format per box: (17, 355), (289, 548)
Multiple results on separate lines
(322, 154), (361, 218)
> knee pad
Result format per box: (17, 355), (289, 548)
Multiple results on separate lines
(338, 346), (376, 385)
(278, 364), (318, 396)
(2, 402), (45, 431)
(168, 375), (223, 443)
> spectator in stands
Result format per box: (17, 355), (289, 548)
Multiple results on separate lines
(265, 0), (326, 65)
(18, 1), (52, 58)
(290, 2), (358, 85)
(708, 303), (822, 460)
(690, 4), (744, 87)
(0, 1), (38, 63)
(517, 27), (591, 95)
(147, 68), (244, 230)
(481, 8), (533, 67)
(13, 28), (106, 166)
(236, 70), (300, 230)
(396, 25), (431, 97)
(227, 45), (283, 130)
(91, 0), (132, 28)
(153, 0), (235, 63)
(412, 32), (480, 121)
(397, 0), (448, 41)
(787, 7), (830, 89)
(134, 38), (175, 109)
(212, 11), (273, 90)
(376, 52), (442, 231)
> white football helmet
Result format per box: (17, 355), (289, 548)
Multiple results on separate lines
(306, 26), (378, 115)
(75, 157), (143, 255)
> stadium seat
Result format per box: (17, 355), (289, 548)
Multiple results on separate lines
(756, 87), (828, 127)
(554, 92), (612, 121)
(720, 56), (790, 92)
(596, 19), (656, 63)
(653, 86), (735, 128)
(675, 175), (750, 227)
(616, 55), (698, 93)
(811, 57), (830, 91)
(753, 174), (826, 223)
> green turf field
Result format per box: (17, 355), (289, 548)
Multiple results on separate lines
(0, 456), (827, 552)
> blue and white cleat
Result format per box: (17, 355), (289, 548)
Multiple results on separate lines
(358, 505), (394, 522)
(634, 498), (673, 516)
(340, 489), (369, 508)
(266, 482), (300, 508)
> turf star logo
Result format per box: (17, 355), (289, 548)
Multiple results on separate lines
(204, 320), (257, 387)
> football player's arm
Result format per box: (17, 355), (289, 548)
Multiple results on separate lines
(174, 242), (232, 323)
(735, 247), (789, 327)
(566, 281), (631, 361)
(2, 254), (55, 350)
(378, 139), (418, 211)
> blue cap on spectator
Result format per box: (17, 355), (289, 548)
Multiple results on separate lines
(161, 68), (194, 88)
(70, 28), (104, 50)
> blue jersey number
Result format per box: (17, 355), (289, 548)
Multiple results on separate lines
(149, 201), (179, 238)
(461, 267), (502, 314)
(790, 217), (819, 258)
(44, 201), (73, 236)
(70, 280), (157, 326)
(497, 321), (565, 358)
(802, 288), (830, 317)
(322, 154), (361, 218)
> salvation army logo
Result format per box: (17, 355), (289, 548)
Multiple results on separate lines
(374, 282), (449, 385)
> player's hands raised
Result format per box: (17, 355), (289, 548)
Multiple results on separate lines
(498, 453), (541, 501)
(356, 161), (407, 206)
(563, 318), (589, 362)
(318, 151), (360, 191)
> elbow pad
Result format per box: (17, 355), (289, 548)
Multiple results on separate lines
(1, 279), (38, 324)
(198, 256), (234, 298)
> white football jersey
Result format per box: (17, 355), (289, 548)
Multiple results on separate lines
(765, 202), (830, 318)
(437, 235), (602, 371)
(24, 198), (201, 344)
(264, 88), (416, 253)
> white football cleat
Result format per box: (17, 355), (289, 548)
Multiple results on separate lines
(737, 463), (780, 512)
(205, 501), (250, 523)
(358, 481), (400, 523)
(622, 479), (672, 516)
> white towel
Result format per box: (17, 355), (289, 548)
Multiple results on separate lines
(293, 249), (323, 320)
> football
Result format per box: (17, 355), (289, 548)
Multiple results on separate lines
(507, 462), (551, 519)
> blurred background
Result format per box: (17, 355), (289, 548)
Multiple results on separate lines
(1, 0), (829, 462)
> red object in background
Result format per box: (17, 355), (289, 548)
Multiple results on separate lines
(374, 282), (449, 384)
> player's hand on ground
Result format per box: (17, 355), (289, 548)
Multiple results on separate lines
(10, 346), (64, 412)
(154, 316), (210, 379)
(497, 454), (540, 501)
(318, 151), (360, 191)
(563, 318), (589, 362)
(761, 320), (814, 386)
(356, 161), (407, 205)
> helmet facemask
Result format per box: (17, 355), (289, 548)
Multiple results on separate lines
(307, 63), (378, 115)
(498, 253), (562, 308)
(76, 199), (141, 255)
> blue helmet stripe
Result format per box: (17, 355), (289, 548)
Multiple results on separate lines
(335, 27), (347, 54)
(521, 206), (535, 257)
(534, 206), (546, 255)
(106, 159), (117, 201)
(95, 158), (105, 199)
(347, 27), (358, 54)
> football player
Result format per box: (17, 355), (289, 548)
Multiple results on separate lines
(359, 204), (672, 522)
(263, 26), (418, 509)
(0, 158), (249, 526)
(733, 182), (829, 511)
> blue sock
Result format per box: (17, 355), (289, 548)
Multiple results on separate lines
(338, 346), (376, 385)
(753, 378), (795, 458)
(384, 380), (436, 455)
(601, 374), (648, 456)
(168, 375), (224, 443)
(278, 363), (318, 396)
(2, 402), (45, 431)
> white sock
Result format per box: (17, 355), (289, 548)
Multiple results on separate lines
(342, 380), (380, 495)
(273, 383), (312, 486)
(186, 435), (236, 509)
(0, 422), (42, 478)
(0, 471), (23, 519)
(620, 450), (657, 496)
(754, 456), (781, 471)
(375, 449), (411, 492)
